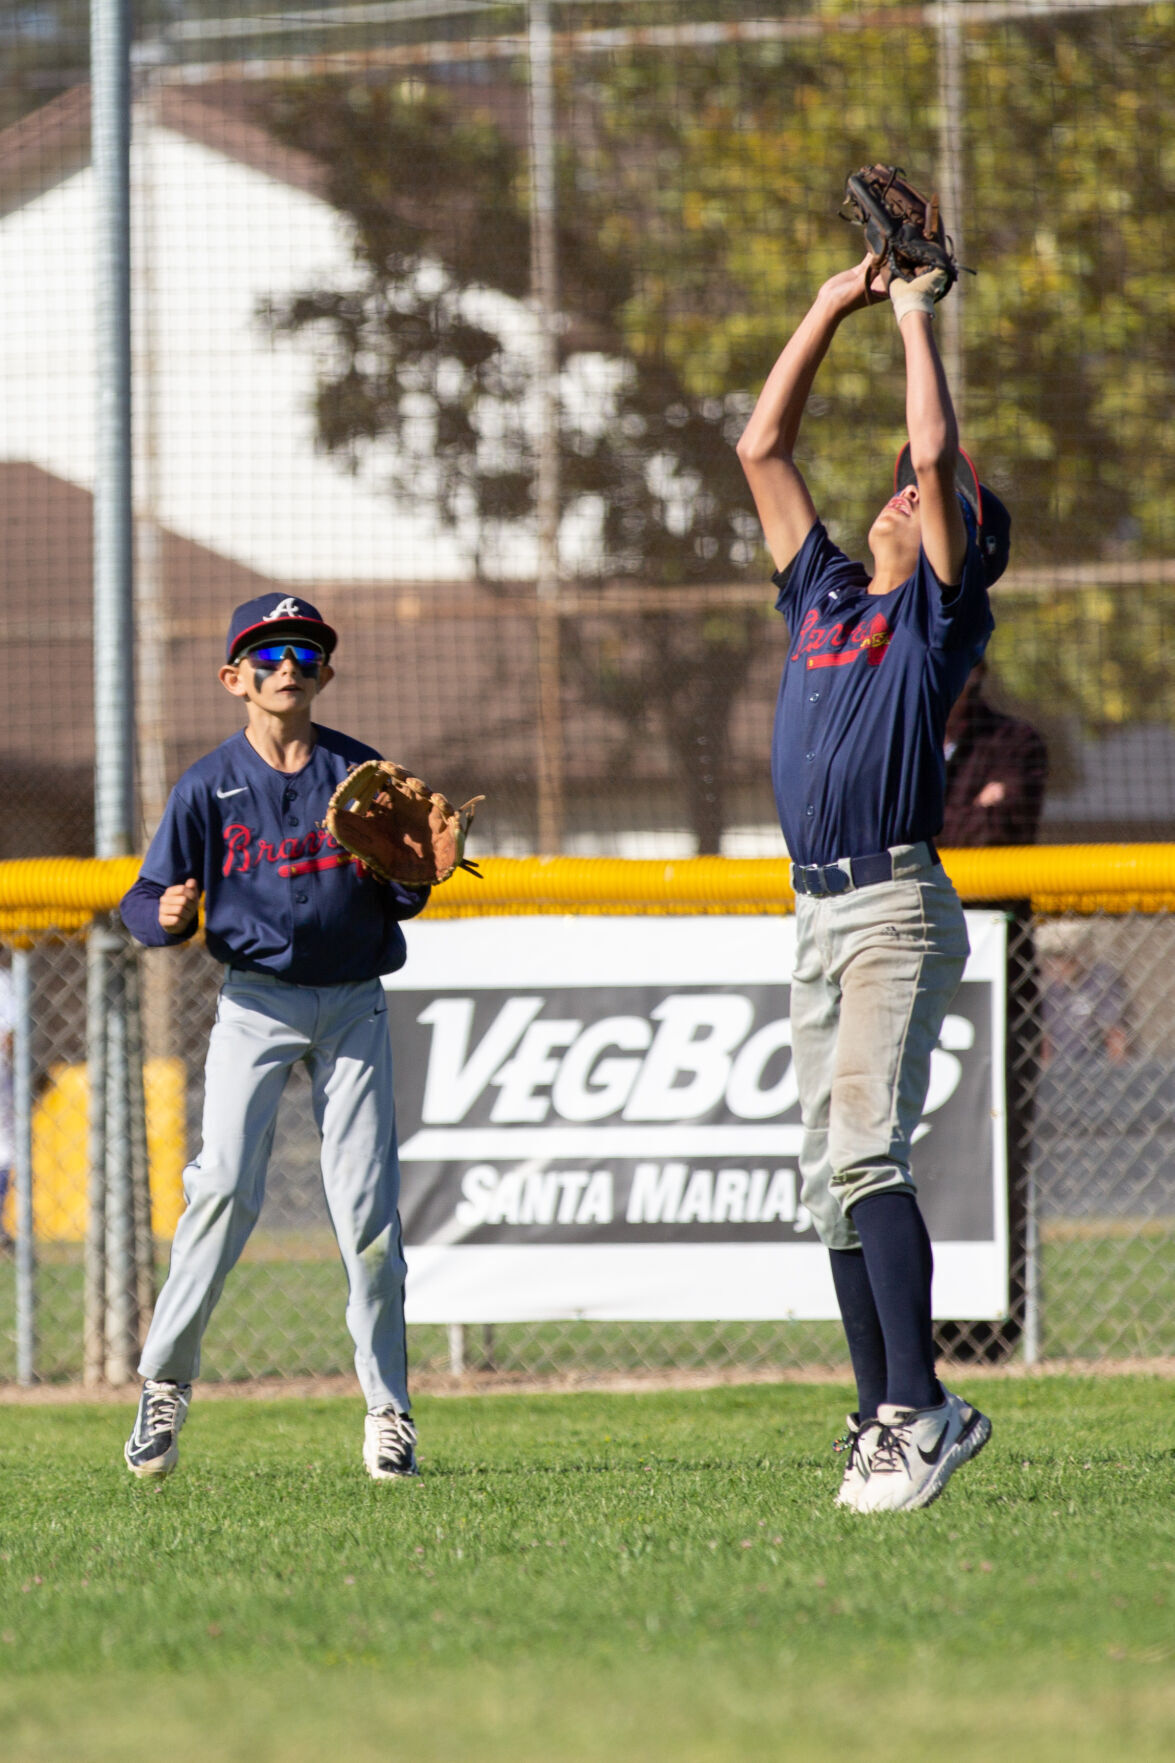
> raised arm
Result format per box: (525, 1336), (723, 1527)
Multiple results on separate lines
(891, 274), (968, 588)
(736, 254), (886, 572)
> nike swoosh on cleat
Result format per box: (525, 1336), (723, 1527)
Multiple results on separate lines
(918, 1422), (952, 1466)
(216, 786), (248, 798)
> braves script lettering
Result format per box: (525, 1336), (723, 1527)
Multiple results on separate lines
(222, 823), (344, 877)
(789, 607), (893, 670)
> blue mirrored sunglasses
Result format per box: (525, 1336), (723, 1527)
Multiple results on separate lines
(242, 642), (325, 672)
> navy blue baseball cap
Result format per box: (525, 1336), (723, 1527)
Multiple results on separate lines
(894, 444), (1011, 587)
(226, 593), (338, 664)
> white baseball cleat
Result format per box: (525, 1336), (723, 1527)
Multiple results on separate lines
(124, 1379), (192, 1479)
(833, 1413), (883, 1510)
(363, 1407), (419, 1480)
(856, 1387), (991, 1512)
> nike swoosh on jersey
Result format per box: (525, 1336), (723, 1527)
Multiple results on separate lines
(918, 1422), (952, 1466)
(215, 786), (248, 799)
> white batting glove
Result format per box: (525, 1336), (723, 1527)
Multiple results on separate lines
(890, 266), (950, 325)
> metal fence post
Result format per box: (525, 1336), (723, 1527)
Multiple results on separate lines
(528, 0), (564, 853)
(935, 0), (967, 422)
(103, 930), (138, 1384)
(84, 927), (109, 1386)
(90, 0), (137, 1388)
(91, 0), (136, 865)
(13, 948), (37, 1387)
(124, 951), (157, 1334)
(1023, 1154), (1041, 1366)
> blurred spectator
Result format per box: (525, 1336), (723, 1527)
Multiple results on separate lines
(1041, 933), (1132, 1068)
(0, 965), (14, 1254)
(942, 661), (1048, 846)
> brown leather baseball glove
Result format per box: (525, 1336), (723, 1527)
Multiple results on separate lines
(842, 164), (959, 297)
(325, 760), (483, 887)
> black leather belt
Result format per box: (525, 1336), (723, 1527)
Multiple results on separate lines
(791, 845), (937, 898)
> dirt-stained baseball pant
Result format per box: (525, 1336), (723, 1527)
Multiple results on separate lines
(138, 970), (410, 1412)
(789, 847), (970, 1252)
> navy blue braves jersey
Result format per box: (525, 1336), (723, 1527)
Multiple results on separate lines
(120, 725), (429, 985)
(772, 521), (993, 867)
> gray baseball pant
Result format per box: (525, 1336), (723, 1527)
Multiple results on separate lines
(790, 847), (969, 1252)
(139, 970), (410, 1412)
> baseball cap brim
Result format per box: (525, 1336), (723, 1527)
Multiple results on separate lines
(230, 616), (337, 663)
(894, 443), (1011, 586)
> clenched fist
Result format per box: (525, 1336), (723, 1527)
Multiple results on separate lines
(158, 878), (199, 934)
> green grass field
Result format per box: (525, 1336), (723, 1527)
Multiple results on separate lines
(1, 1378), (1174, 1762)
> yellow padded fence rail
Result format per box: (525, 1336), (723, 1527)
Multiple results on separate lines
(0, 846), (1174, 939)
(424, 846), (1175, 916)
(0, 857), (142, 940)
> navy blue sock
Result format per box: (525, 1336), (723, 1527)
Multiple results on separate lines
(828, 1248), (887, 1422)
(851, 1190), (942, 1412)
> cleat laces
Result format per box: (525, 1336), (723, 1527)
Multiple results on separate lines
(142, 1382), (183, 1440)
(867, 1421), (913, 1478)
(372, 1409), (416, 1467)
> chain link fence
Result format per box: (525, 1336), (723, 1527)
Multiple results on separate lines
(4, 2), (1175, 857)
(3, 6), (1175, 1386)
(2, 895), (1172, 1388)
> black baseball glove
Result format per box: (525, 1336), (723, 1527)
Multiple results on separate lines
(842, 164), (959, 297)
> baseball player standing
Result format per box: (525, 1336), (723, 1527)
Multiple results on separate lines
(119, 593), (427, 1481)
(736, 251), (1010, 1510)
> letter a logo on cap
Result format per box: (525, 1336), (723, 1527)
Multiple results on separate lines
(264, 597), (303, 621)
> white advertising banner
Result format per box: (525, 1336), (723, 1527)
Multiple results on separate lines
(384, 912), (1008, 1323)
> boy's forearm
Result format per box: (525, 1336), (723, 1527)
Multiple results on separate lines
(899, 312), (958, 471)
(120, 878), (195, 948)
(897, 307), (968, 585)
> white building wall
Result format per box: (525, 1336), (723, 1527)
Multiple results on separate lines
(1, 121), (477, 582)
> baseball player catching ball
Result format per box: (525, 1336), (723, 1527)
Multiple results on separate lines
(736, 246), (1010, 1510)
(119, 593), (429, 1481)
